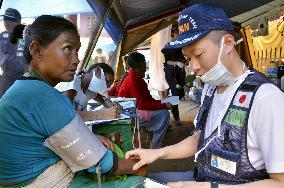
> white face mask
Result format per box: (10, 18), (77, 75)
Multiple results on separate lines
(87, 68), (108, 96)
(200, 37), (234, 86)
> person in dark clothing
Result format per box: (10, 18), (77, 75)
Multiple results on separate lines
(0, 8), (25, 97)
(162, 24), (186, 126)
(118, 52), (171, 148)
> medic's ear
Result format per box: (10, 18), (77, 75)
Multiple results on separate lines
(223, 34), (235, 54)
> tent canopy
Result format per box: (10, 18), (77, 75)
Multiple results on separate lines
(100, 0), (283, 78)
(107, 0), (283, 54)
(1, 0), (282, 46)
(0, 0), (93, 18)
(1, 0), (282, 50)
(1, 0), (283, 75)
(117, 0), (281, 27)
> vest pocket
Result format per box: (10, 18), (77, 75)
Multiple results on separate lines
(207, 147), (240, 176)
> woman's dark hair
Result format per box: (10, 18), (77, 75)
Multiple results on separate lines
(127, 52), (145, 69)
(23, 15), (79, 64)
(87, 63), (114, 76)
(10, 24), (26, 44)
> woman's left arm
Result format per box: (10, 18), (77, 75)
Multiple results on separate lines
(93, 93), (116, 108)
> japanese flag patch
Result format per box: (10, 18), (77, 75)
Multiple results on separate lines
(233, 91), (253, 108)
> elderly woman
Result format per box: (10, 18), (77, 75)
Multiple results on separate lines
(0, 15), (145, 187)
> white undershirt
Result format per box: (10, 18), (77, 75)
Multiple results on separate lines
(200, 72), (284, 173)
(55, 75), (88, 110)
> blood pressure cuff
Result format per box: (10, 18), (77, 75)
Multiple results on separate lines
(44, 114), (107, 172)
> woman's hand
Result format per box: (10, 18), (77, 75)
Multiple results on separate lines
(102, 97), (116, 108)
(165, 103), (172, 109)
(97, 135), (114, 151)
(168, 181), (210, 188)
(96, 106), (122, 120)
(113, 102), (123, 111)
(125, 148), (161, 170)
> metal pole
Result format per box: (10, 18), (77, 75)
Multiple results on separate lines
(78, 0), (114, 72)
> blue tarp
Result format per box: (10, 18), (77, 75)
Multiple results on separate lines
(86, 0), (123, 45)
(104, 18), (123, 45)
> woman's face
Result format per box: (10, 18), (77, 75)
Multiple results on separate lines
(34, 31), (80, 86)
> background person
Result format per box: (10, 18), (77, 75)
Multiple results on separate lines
(55, 63), (120, 121)
(118, 52), (171, 149)
(108, 55), (129, 97)
(163, 24), (187, 126)
(0, 8), (24, 97)
(94, 48), (106, 64)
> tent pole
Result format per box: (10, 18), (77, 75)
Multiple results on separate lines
(78, 0), (114, 72)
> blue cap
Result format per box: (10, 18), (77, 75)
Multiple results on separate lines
(162, 4), (233, 51)
(2, 8), (21, 22)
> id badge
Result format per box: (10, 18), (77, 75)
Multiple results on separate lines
(17, 52), (23, 57)
(3, 33), (9, 38)
(211, 154), (237, 175)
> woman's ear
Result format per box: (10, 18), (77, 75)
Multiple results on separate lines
(29, 41), (42, 62)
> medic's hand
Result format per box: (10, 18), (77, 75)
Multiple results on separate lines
(168, 181), (210, 188)
(97, 135), (114, 151)
(125, 148), (160, 171)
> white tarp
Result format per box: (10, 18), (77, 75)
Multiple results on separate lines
(0, 0), (93, 18)
(148, 25), (171, 91)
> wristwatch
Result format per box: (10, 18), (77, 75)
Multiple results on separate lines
(102, 96), (113, 107)
(211, 182), (218, 188)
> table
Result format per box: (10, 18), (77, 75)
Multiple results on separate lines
(91, 118), (135, 152)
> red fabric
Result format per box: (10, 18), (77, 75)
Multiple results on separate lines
(108, 80), (120, 97)
(118, 69), (167, 110)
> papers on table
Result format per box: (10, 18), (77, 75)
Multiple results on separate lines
(111, 97), (137, 117)
(85, 114), (130, 126)
(85, 97), (137, 125)
(144, 178), (170, 188)
(119, 101), (136, 109)
(161, 96), (180, 105)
